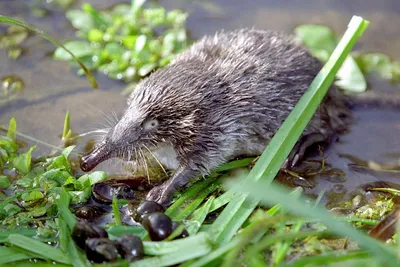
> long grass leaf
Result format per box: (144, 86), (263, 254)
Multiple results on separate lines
(134, 233), (212, 267)
(174, 183), (219, 221)
(142, 232), (211, 256)
(112, 196), (122, 225)
(187, 196), (215, 235)
(107, 225), (147, 239)
(54, 187), (77, 230)
(284, 250), (371, 267)
(0, 247), (34, 264)
(186, 240), (239, 267)
(165, 175), (218, 218)
(7, 234), (71, 264)
(230, 179), (397, 264)
(0, 228), (36, 243)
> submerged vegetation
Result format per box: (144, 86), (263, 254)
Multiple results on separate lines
(1, 1), (400, 266)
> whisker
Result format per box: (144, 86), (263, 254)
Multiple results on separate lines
(139, 147), (150, 183)
(134, 147), (138, 174)
(143, 144), (168, 177)
(110, 109), (120, 125)
(76, 128), (110, 138)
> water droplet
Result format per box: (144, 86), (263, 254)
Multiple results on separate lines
(1, 74), (24, 99)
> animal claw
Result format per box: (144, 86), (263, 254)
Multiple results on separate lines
(146, 183), (173, 207)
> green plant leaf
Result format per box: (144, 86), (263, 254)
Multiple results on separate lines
(295, 24), (366, 93)
(13, 145), (36, 174)
(0, 175), (10, 189)
(7, 118), (17, 142)
(134, 34), (147, 55)
(54, 41), (92, 60)
(7, 234), (71, 264)
(107, 225), (147, 239)
(131, 0), (147, 17)
(54, 187), (77, 230)
(112, 195), (122, 225)
(62, 145), (76, 159)
(0, 246), (36, 265)
(77, 171), (107, 186)
(187, 196), (215, 235)
(66, 10), (94, 31)
(355, 53), (400, 83)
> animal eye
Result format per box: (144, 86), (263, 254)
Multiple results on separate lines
(143, 119), (159, 131)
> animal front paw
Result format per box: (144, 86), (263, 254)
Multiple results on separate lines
(146, 183), (173, 207)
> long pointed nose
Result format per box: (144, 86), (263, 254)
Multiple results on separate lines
(80, 142), (112, 172)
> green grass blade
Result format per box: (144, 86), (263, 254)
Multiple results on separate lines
(215, 158), (254, 172)
(112, 196), (122, 225)
(187, 196), (215, 235)
(67, 235), (92, 267)
(142, 232), (211, 256)
(186, 240), (239, 267)
(229, 179), (398, 264)
(7, 118), (17, 142)
(208, 15), (370, 245)
(0, 15), (98, 88)
(0, 228), (36, 243)
(58, 217), (91, 267)
(0, 125), (73, 154)
(165, 175), (218, 218)
(207, 192), (248, 242)
(272, 219), (303, 264)
(166, 159), (253, 219)
(208, 191), (233, 212)
(284, 250), (371, 267)
(174, 183), (219, 221)
(0, 247), (35, 264)
(4, 263), (71, 267)
(107, 225), (147, 239)
(58, 216), (70, 253)
(54, 187), (77, 230)
(7, 234), (71, 264)
(133, 233), (213, 267)
(215, 196), (259, 244)
(62, 111), (70, 140)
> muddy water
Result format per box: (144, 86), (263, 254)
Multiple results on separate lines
(0, 0), (399, 205)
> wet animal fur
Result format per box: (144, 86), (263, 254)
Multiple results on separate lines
(81, 29), (352, 204)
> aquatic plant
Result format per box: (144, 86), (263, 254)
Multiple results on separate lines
(53, 1), (190, 89)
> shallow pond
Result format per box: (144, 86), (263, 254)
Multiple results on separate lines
(1, 0), (400, 207)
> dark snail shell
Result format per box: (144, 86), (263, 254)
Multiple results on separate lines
(71, 220), (108, 250)
(116, 234), (144, 262)
(74, 205), (107, 222)
(92, 182), (135, 204)
(85, 238), (119, 263)
(134, 200), (165, 223)
(142, 212), (173, 241)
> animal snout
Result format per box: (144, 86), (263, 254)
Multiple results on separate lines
(80, 143), (111, 172)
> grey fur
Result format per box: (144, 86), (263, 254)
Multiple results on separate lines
(80, 29), (352, 205)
